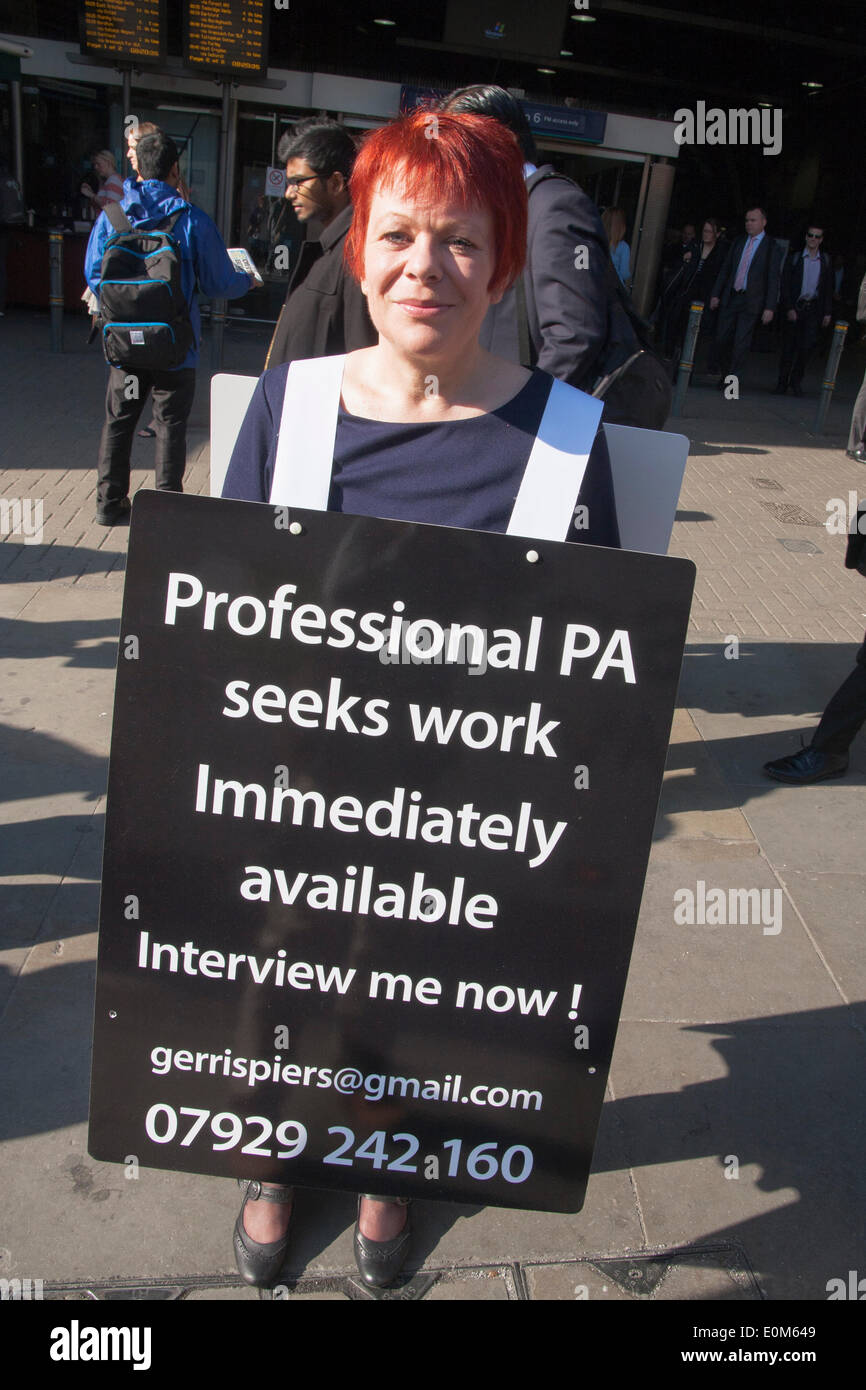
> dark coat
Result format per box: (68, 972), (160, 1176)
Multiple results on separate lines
(681, 239), (728, 303)
(712, 232), (783, 316)
(265, 203), (376, 369)
(779, 247), (833, 318)
(478, 165), (609, 391)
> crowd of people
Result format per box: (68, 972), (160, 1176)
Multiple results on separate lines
(79, 85), (866, 1290)
(655, 209), (865, 407)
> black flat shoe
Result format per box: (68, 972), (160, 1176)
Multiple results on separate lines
(233, 1179), (294, 1287)
(763, 746), (849, 785)
(96, 497), (131, 526)
(353, 1195), (411, 1288)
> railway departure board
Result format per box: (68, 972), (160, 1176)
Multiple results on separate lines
(184, 0), (270, 76)
(80, 0), (166, 63)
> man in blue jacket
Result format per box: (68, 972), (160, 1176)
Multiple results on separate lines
(85, 131), (252, 524)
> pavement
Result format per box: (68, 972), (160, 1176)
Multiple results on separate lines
(1, 308), (864, 1304)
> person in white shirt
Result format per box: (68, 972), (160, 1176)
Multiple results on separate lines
(81, 150), (123, 215)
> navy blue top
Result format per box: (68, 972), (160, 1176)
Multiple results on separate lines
(222, 363), (619, 547)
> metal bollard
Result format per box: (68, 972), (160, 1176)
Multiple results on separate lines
(210, 299), (226, 373)
(670, 301), (704, 417)
(812, 321), (848, 434)
(48, 230), (64, 353)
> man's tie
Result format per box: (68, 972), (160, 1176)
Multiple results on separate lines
(734, 237), (757, 292)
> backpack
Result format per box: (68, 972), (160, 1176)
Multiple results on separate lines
(0, 176), (25, 226)
(98, 203), (194, 369)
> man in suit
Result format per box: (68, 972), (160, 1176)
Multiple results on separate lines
(845, 271), (866, 462)
(764, 504), (866, 784)
(265, 118), (376, 370)
(710, 206), (783, 387)
(773, 224), (833, 396)
(440, 85), (610, 392)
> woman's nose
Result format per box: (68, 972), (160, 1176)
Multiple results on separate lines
(404, 234), (440, 280)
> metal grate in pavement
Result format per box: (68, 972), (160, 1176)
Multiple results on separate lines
(759, 501), (822, 526)
(778, 538), (822, 553)
(750, 477), (784, 490)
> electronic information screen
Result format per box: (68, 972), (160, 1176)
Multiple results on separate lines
(80, 0), (166, 63)
(184, 0), (270, 76)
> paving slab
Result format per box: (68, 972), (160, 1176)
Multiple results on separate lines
(623, 853), (840, 1022)
(608, 1014), (866, 1300)
(772, 869), (866, 1000)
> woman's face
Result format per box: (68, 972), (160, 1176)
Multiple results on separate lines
(361, 181), (502, 363)
(702, 221), (717, 245)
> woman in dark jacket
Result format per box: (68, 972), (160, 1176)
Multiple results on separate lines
(659, 219), (726, 366)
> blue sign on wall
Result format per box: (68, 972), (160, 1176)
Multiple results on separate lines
(401, 88), (607, 147)
(522, 102), (607, 145)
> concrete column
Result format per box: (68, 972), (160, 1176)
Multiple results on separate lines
(11, 78), (24, 192)
(631, 159), (675, 318)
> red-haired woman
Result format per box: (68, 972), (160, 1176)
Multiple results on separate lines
(223, 109), (619, 1291)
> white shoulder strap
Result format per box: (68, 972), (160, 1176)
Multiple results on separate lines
(269, 354), (346, 508)
(269, 358), (601, 543)
(506, 377), (603, 541)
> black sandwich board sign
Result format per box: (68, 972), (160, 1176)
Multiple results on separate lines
(89, 492), (694, 1212)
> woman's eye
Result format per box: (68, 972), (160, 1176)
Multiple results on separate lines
(384, 231), (409, 243)
(449, 237), (474, 250)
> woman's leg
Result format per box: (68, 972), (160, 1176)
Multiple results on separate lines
(357, 1195), (409, 1240)
(241, 1182), (293, 1241)
(354, 1195), (411, 1287)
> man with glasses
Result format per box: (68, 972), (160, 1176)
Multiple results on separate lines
(265, 118), (376, 369)
(773, 224), (833, 396)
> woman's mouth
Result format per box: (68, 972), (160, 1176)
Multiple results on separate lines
(397, 300), (451, 318)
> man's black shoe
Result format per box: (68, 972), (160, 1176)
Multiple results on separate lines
(763, 746), (849, 785)
(846, 445), (866, 463)
(96, 498), (131, 526)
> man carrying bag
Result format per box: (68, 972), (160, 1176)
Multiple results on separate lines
(85, 132), (253, 525)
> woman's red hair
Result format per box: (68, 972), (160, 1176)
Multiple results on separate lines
(345, 110), (527, 297)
